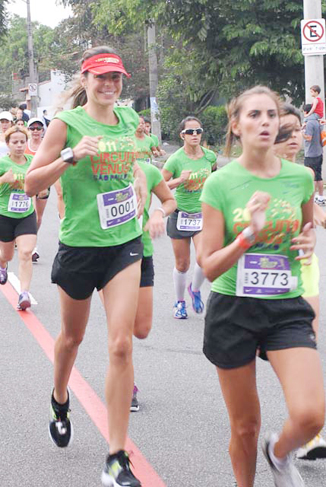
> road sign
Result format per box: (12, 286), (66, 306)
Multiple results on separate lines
(28, 82), (38, 96)
(301, 19), (326, 55)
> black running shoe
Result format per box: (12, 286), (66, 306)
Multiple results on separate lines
(101, 450), (141, 487)
(48, 390), (73, 448)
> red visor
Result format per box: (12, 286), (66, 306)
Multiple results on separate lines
(81, 53), (131, 78)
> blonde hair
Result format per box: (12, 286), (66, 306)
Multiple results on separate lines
(57, 46), (119, 110)
(5, 125), (28, 144)
(224, 86), (281, 157)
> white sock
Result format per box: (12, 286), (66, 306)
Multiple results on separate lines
(269, 437), (288, 469)
(173, 267), (187, 301)
(192, 262), (205, 292)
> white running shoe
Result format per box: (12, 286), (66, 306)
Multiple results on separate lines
(262, 432), (305, 486)
(296, 434), (326, 460)
(314, 196), (326, 206)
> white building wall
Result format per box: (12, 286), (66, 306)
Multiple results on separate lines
(37, 70), (70, 118)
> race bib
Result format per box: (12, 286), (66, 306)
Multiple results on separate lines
(177, 211), (203, 232)
(97, 184), (137, 230)
(8, 193), (31, 213)
(236, 253), (297, 297)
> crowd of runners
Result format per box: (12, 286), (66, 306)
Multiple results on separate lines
(0, 45), (326, 487)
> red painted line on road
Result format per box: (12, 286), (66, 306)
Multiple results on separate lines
(0, 282), (167, 487)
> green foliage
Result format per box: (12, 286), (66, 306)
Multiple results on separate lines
(200, 106), (228, 147)
(138, 109), (150, 119)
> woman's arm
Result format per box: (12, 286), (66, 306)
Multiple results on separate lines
(133, 162), (147, 217)
(144, 179), (176, 239)
(291, 195), (316, 262)
(161, 167), (192, 190)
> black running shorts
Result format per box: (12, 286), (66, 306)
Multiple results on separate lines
(166, 210), (201, 239)
(140, 256), (154, 288)
(0, 211), (37, 242)
(203, 292), (317, 369)
(304, 155), (323, 181)
(51, 237), (143, 300)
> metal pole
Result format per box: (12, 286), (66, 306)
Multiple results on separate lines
(26, 0), (38, 117)
(303, 0), (324, 111)
(147, 22), (162, 144)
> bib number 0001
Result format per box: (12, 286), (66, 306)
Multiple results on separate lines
(97, 184), (137, 229)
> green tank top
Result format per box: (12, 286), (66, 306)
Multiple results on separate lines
(0, 154), (34, 219)
(55, 106), (142, 247)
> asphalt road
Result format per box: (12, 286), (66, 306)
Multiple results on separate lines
(1, 185), (326, 487)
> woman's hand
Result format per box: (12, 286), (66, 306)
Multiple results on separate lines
(71, 135), (102, 161)
(246, 191), (271, 233)
(1, 168), (16, 185)
(179, 170), (192, 184)
(291, 222), (315, 264)
(144, 209), (165, 239)
(133, 174), (147, 218)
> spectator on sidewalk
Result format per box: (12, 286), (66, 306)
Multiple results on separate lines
(303, 104), (325, 206)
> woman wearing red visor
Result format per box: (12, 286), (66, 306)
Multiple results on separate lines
(25, 46), (147, 487)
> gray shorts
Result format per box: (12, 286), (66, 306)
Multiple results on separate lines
(166, 210), (201, 239)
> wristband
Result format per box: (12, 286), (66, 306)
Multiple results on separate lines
(155, 207), (166, 218)
(236, 227), (256, 250)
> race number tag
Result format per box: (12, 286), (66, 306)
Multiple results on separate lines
(236, 253), (297, 297)
(8, 193), (31, 213)
(97, 184), (137, 230)
(176, 211), (203, 231)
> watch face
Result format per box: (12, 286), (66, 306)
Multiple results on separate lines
(61, 148), (74, 163)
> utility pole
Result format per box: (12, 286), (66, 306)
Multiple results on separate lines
(147, 22), (162, 144)
(303, 0), (324, 111)
(26, 0), (38, 117)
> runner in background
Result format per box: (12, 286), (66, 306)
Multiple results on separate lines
(135, 115), (159, 164)
(199, 86), (325, 487)
(0, 126), (37, 310)
(25, 45), (147, 487)
(162, 116), (217, 319)
(0, 112), (14, 157)
(144, 117), (166, 156)
(274, 102), (326, 461)
(25, 117), (49, 262)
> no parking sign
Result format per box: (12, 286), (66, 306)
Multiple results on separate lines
(301, 19), (326, 55)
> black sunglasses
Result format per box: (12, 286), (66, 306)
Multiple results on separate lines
(29, 126), (43, 131)
(181, 128), (204, 136)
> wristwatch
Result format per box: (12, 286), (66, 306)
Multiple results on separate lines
(61, 147), (75, 164)
(242, 226), (256, 245)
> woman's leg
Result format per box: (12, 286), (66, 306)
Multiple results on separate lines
(171, 237), (191, 300)
(54, 179), (65, 220)
(268, 347), (325, 458)
(305, 295), (320, 339)
(54, 286), (92, 403)
(134, 287), (153, 339)
(217, 360), (261, 487)
(0, 240), (15, 267)
(15, 234), (37, 291)
(34, 197), (48, 230)
(102, 260), (141, 454)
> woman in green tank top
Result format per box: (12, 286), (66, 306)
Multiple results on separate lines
(199, 86), (324, 487)
(25, 46), (147, 487)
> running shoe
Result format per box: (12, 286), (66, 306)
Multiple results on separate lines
(101, 450), (141, 487)
(0, 265), (8, 285)
(262, 432), (305, 486)
(48, 389), (73, 448)
(296, 434), (326, 460)
(173, 300), (188, 319)
(32, 248), (39, 263)
(187, 282), (204, 314)
(314, 196), (326, 206)
(17, 291), (31, 311)
(130, 384), (139, 412)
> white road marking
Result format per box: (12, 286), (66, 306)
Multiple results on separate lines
(8, 272), (38, 305)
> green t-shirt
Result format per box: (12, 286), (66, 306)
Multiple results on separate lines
(200, 159), (314, 299)
(56, 106), (142, 247)
(138, 161), (163, 257)
(164, 146), (216, 213)
(135, 135), (155, 165)
(0, 154), (34, 218)
(150, 133), (159, 148)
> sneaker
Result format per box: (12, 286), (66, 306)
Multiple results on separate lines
(262, 432), (305, 486)
(32, 248), (39, 263)
(0, 265), (8, 285)
(17, 291), (31, 311)
(48, 389), (73, 448)
(130, 384), (139, 412)
(187, 282), (204, 314)
(173, 300), (188, 319)
(101, 450), (141, 487)
(296, 434), (326, 460)
(315, 196), (326, 206)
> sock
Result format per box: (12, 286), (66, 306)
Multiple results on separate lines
(269, 437), (288, 469)
(173, 267), (187, 301)
(192, 262), (205, 292)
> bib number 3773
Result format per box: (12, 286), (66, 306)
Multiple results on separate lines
(97, 184), (137, 230)
(236, 253), (297, 297)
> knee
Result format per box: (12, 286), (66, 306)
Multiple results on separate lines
(109, 336), (133, 363)
(18, 248), (32, 262)
(231, 417), (261, 444)
(62, 333), (84, 351)
(292, 406), (325, 437)
(134, 324), (151, 340)
(175, 260), (189, 273)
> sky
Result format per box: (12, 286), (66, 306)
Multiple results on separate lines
(8, 0), (72, 28)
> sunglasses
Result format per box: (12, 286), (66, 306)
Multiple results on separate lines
(29, 126), (43, 131)
(181, 128), (204, 136)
